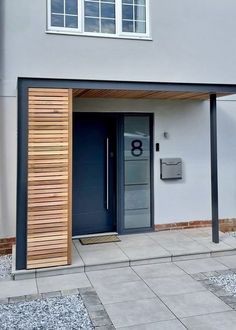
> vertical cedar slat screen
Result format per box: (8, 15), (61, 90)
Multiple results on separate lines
(27, 88), (72, 269)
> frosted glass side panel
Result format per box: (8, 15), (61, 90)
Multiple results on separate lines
(124, 116), (151, 229)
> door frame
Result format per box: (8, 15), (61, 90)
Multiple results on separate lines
(117, 113), (154, 235)
(72, 112), (155, 236)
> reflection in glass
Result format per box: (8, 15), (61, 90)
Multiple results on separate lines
(135, 21), (146, 33)
(124, 116), (151, 229)
(84, 0), (116, 34)
(122, 20), (133, 32)
(85, 1), (99, 17)
(134, 5), (146, 20)
(135, 0), (146, 5)
(65, 15), (78, 28)
(52, 0), (64, 13)
(101, 3), (115, 18)
(51, 14), (64, 27)
(123, 0), (133, 3)
(65, 0), (78, 14)
(101, 19), (116, 34)
(122, 5), (133, 20)
(85, 17), (99, 32)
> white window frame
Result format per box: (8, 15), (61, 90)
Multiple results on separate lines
(47, 0), (150, 39)
(47, 0), (82, 33)
(118, 0), (150, 38)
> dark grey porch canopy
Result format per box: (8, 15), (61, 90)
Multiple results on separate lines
(18, 78), (236, 252)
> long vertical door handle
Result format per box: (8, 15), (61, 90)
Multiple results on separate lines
(106, 138), (109, 210)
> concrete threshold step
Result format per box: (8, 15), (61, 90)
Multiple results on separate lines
(11, 245), (236, 280)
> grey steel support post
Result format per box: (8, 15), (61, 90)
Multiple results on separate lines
(210, 94), (219, 243)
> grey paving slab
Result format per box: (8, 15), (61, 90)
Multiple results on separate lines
(182, 228), (211, 238)
(162, 290), (231, 318)
(132, 262), (186, 279)
(192, 238), (234, 252)
(175, 257), (228, 274)
(116, 234), (171, 257)
(216, 255), (236, 268)
(119, 319), (186, 330)
(36, 273), (91, 293)
(145, 274), (206, 297)
(160, 240), (211, 255)
(77, 245), (129, 266)
(105, 298), (175, 328)
(95, 280), (155, 304)
(116, 234), (158, 247)
(87, 267), (139, 287)
(221, 236), (236, 248)
(149, 232), (194, 246)
(204, 241), (234, 252)
(117, 243), (170, 261)
(147, 231), (191, 241)
(0, 279), (38, 299)
(122, 246), (170, 260)
(181, 310), (236, 330)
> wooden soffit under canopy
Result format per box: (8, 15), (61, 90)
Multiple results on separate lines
(73, 89), (231, 100)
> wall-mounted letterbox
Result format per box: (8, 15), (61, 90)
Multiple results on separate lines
(160, 158), (182, 180)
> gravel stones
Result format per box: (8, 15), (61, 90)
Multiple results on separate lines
(209, 273), (236, 296)
(0, 255), (12, 280)
(0, 294), (94, 330)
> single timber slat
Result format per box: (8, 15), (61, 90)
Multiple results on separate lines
(27, 259), (68, 269)
(27, 239), (68, 247)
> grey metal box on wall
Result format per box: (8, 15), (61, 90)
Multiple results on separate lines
(160, 158), (182, 180)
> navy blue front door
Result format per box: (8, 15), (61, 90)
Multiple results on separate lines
(73, 113), (116, 236)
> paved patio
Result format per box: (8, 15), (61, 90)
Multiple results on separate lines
(3, 252), (236, 328)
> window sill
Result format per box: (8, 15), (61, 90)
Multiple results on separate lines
(46, 30), (153, 41)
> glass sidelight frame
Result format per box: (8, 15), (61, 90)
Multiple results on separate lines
(117, 113), (154, 234)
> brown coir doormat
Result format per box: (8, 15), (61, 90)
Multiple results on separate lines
(79, 235), (121, 245)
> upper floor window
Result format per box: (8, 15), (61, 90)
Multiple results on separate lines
(51, 0), (79, 29)
(122, 0), (146, 34)
(48, 0), (150, 38)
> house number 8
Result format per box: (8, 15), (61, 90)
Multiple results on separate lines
(131, 140), (143, 157)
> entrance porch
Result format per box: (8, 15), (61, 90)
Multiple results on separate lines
(16, 78), (236, 272)
(13, 228), (236, 279)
